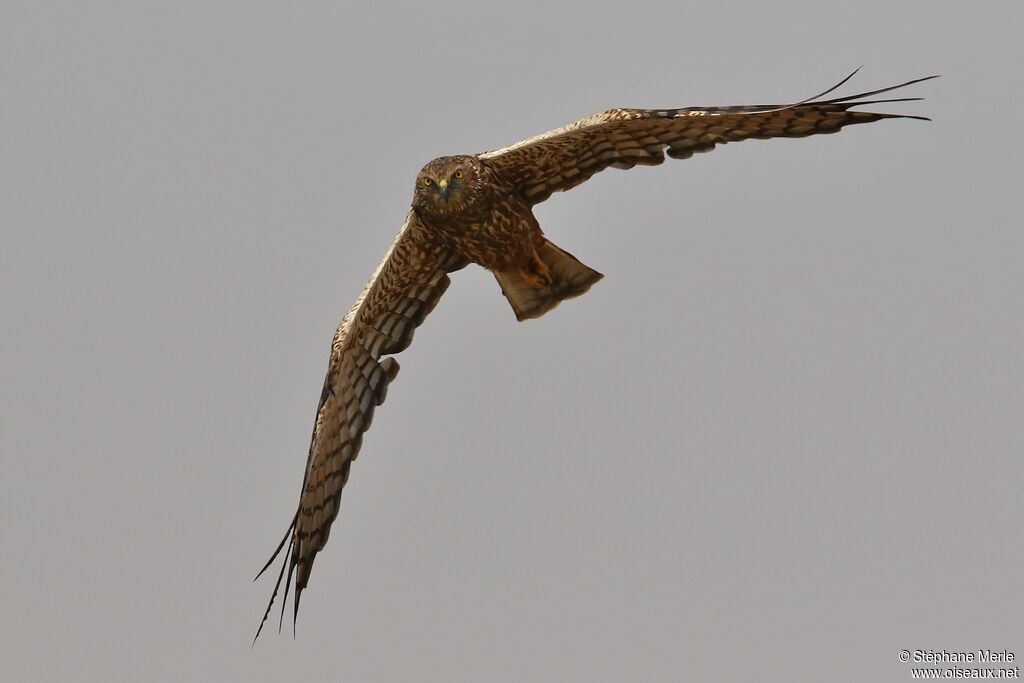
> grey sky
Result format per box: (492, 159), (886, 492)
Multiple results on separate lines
(1, 2), (1021, 681)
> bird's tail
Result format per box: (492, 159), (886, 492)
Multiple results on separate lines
(493, 240), (603, 321)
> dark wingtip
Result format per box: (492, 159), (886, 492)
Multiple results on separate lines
(292, 588), (302, 639)
(252, 534), (292, 646)
(252, 516), (299, 646)
(788, 71), (939, 122)
(254, 515), (296, 582)
(277, 537), (301, 635)
(755, 71), (939, 118)
(792, 67), (863, 107)
(819, 73), (941, 106)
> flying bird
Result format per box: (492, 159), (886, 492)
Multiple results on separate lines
(254, 70), (936, 640)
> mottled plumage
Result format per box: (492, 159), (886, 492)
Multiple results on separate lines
(254, 71), (936, 640)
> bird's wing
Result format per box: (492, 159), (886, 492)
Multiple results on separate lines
(479, 71), (938, 205)
(254, 210), (467, 641)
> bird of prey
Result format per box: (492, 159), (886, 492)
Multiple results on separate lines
(254, 71), (936, 640)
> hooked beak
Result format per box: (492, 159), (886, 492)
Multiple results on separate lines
(437, 178), (450, 199)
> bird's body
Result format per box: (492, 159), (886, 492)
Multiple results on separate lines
(411, 153), (603, 319)
(254, 71), (937, 640)
(415, 156), (543, 272)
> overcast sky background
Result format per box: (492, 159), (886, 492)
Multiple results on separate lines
(2, 2), (1021, 681)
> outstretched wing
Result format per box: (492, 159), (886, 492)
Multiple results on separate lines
(254, 210), (467, 641)
(480, 71), (938, 205)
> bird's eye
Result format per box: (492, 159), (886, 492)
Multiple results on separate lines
(454, 169), (464, 179)
(422, 178), (433, 186)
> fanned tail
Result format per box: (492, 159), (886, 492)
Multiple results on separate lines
(494, 240), (603, 321)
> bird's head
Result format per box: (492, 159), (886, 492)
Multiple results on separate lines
(413, 155), (482, 218)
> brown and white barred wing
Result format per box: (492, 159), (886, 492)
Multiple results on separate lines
(480, 74), (936, 205)
(255, 210), (466, 639)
